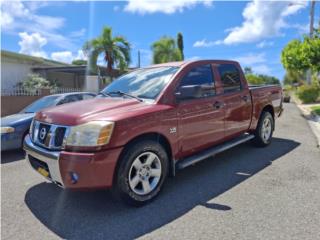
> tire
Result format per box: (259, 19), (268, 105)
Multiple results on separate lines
(252, 111), (274, 147)
(113, 140), (169, 207)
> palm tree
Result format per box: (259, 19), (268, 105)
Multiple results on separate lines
(83, 26), (131, 75)
(152, 37), (182, 64)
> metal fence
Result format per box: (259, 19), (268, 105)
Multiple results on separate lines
(50, 88), (82, 94)
(1, 87), (82, 96)
(1, 88), (42, 96)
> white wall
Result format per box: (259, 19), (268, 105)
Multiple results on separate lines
(1, 60), (34, 90)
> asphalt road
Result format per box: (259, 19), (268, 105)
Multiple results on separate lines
(1, 103), (320, 240)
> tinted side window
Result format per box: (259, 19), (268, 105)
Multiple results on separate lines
(59, 94), (82, 105)
(218, 64), (241, 93)
(179, 64), (215, 98)
(82, 94), (95, 100)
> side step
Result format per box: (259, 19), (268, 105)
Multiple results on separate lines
(176, 134), (255, 170)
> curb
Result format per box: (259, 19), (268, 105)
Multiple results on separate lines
(293, 101), (320, 148)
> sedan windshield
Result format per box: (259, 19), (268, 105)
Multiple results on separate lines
(101, 67), (179, 100)
(21, 95), (60, 113)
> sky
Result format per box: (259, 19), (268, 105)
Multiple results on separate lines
(1, 0), (318, 80)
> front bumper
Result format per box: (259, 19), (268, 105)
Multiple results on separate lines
(1, 132), (22, 151)
(23, 135), (123, 189)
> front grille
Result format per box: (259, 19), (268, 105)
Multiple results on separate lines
(54, 127), (66, 147)
(29, 155), (51, 179)
(32, 121), (68, 150)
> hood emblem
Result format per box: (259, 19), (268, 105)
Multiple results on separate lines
(39, 128), (47, 140)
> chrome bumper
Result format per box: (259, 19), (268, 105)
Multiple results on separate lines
(24, 134), (64, 187)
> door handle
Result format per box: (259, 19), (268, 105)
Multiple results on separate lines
(241, 95), (249, 102)
(213, 101), (223, 109)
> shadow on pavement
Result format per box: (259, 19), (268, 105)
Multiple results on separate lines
(25, 137), (300, 240)
(1, 149), (25, 164)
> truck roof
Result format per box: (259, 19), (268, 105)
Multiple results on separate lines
(146, 59), (239, 68)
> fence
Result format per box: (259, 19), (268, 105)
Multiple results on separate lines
(1, 87), (82, 117)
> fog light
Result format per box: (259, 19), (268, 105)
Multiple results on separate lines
(69, 172), (79, 184)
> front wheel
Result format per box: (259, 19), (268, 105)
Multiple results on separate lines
(252, 111), (274, 147)
(113, 140), (168, 206)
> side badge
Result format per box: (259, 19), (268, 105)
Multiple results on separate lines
(170, 127), (177, 134)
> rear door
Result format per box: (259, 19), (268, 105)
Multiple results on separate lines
(176, 64), (225, 158)
(216, 63), (251, 138)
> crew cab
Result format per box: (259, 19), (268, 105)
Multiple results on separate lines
(24, 60), (283, 206)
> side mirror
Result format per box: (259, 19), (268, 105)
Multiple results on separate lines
(175, 85), (202, 100)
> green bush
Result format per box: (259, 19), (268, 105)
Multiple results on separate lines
(297, 84), (320, 103)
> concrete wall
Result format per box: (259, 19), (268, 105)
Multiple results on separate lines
(1, 61), (34, 90)
(1, 89), (51, 117)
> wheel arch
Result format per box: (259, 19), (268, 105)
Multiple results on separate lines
(259, 104), (275, 131)
(113, 132), (174, 185)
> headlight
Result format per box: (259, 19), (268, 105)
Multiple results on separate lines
(1, 127), (15, 134)
(65, 121), (114, 147)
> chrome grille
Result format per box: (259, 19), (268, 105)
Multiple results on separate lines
(32, 120), (69, 150)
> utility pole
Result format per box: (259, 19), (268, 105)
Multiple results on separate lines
(310, 0), (315, 38)
(138, 50), (141, 68)
(306, 0), (316, 84)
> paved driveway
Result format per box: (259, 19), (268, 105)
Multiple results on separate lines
(1, 103), (320, 240)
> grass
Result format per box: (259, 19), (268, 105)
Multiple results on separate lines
(311, 105), (320, 116)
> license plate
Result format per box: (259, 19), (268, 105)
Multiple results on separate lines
(37, 167), (49, 177)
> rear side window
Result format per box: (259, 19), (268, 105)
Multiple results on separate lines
(179, 64), (215, 98)
(217, 64), (241, 93)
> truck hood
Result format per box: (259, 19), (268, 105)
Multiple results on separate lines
(35, 98), (154, 126)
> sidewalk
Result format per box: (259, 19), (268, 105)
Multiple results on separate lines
(293, 97), (320, 147)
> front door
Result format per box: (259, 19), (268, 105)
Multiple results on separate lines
(176, 64), (225, 158)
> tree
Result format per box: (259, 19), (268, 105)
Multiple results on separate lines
(177, 32), (184, 60)
(152, 36), (182, 64)
(281, 35), (320, 73)
(72, 59), (87, 65)
(17, 74), (59, 90)
(244, 67), (253, 75)
(283, 70), (305, 86)
(83, 26), (131, 75)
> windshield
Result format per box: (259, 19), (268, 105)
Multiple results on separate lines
(21, 96), (60, 113)
(101, 67), (179, 100)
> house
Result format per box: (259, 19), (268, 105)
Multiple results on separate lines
(1, 50), (133, 93)
(1, 50), (69, 91)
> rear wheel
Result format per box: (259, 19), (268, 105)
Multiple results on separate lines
(113, 140), (168, 206)
(253, 111), (274, 147)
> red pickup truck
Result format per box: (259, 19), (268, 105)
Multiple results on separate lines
(24, 60), (283, 206)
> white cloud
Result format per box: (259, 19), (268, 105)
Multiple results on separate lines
(18, 32), (48, 58)
(193, 39), (222, 47)
(124, 0), (213, 14)
(51, 51), (74, 63)
(69, 28), (86, 38)
(1, 0), (78, 50)
(233, 52), (271, 75)
(51, 50), (87, 64)
(195, 0), (307, 46)
(234, 53), (266, 66)
(256, 41), (274, 48)
(252, 64), (271, 75)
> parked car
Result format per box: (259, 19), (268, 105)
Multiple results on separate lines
(24, 60), (283, 206)
(1, 92), (96, 151)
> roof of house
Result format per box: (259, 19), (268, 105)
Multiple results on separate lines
(1, 49), (70, 67)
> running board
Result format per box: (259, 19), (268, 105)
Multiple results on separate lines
(176, 134), (255, 170)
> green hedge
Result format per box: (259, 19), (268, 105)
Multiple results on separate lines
(297, 84), (320, 103)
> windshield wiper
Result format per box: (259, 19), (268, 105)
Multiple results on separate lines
(98, 91), (111, 97)
(106, 91), (143, 102)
